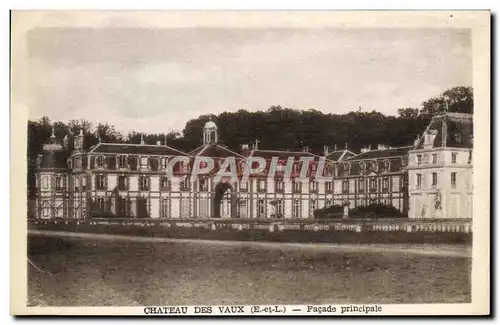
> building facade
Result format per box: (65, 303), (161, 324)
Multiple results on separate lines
(407, 112), (473, 219)
(34, 115), (472, 220)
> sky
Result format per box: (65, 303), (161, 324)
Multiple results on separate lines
(26, 27), (472, 134)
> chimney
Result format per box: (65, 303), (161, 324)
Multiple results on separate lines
(414, 134), (420, 147)
(360, 147), (370, 153)
(241, 144), (250, 155)
(303, 146), (309, 152)
(140, 134), (145, 145)
(323, 145), (329, 156)
(156, 140), (161, 146)
(377, 144), (388, 150)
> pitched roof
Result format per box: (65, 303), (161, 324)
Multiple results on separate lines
(325, 149), (357, 162)
(346, 146), (412, 161)
(248, 149), (319, 160)
(414, 112), (473, 149)
(89, 143), (188, 156)
(189, 144), (244, 158)
(38, 150), (69, 170)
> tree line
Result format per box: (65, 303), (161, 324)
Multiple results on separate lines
(27, 86), (473, 198)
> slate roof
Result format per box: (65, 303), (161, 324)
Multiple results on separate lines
(346, 146), (412, 161)
(414, 112), (473, 149)
(248, 149), (319, 160)
(38, 149), (69, 170)
(325, 149), (357, 162)
(189, 144), (244, 158)
(89, 143), (188, 156)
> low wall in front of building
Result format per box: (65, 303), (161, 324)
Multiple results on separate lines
(28, 217), (472, 245)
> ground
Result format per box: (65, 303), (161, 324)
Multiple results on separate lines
(27, 235), (471, 306)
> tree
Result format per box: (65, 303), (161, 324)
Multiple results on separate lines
(421, 86), (473, 117)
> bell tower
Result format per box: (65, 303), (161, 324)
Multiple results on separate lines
(203, 120), (218, 145)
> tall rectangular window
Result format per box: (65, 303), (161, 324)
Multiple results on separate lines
(451, 172), (457, 188)
(432, 154), (437, 164)
(118, 175), (128, 190)
(432, 173), (438, 187)
(382, 177), (389, 192)
(239, 181), (248, 192)
(369, 178), (377, 192)
(95, 175), (107, 190)
(292, 199), (300, 219)
(342, 180), (349, 193)
(358, 179), (365, 193)
(309, 181), (318, 193)
(275, 179), (284, 192)
(118, 155), (128, 169)
(160, 176), (171, 191)
(257, 199), (265, 218)
(325, 181), (333, 193)
(139, 175), (150, 191)
(293, 180), (302, 193)
(275, 199), (283, 217)
(258, 178), (267, 192)
(416, 173), (422, 189)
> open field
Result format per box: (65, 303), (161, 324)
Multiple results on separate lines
(27, 233), (471, 306)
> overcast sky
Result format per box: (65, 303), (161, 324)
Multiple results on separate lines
(26, 27), (472, 134)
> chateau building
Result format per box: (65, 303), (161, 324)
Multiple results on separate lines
(33, 114), (473, 220)
(406, 112), (473, 219)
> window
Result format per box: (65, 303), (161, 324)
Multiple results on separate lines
(432, 154), (437, 164)
(432, 173), (437, 187)
(257, 178), (267, 192)
(416, 173), (422, 189)
(140, 156), (149, 169)
(325, 199), (332, 208)
(382, 177), (389, 192)
(369, 178), (377, 192)
(55, 176), (63, 192)
(292, 199), (300, 219)
(198, 177), (208, 191)
(342, 180), (349, 193)
(160, 176), (171, 191)
(181, 178), (190, 191)
(96, 197), (105, 212)
(139, 175), (150, 191)
(275, 179), (284, 192)
(42, 176), (48, 189)
(257, 199), (265, 218)
(75, 156), (82, 169)
(293, 180), (302, 193)
(423, 154), (429, 164)
(119, 197), (130, 216)
(358, 179), (365, 193)
(118, 176), (128, 190)
(310, 181), (318, 193)
(82, 176), (87, 191)
(161, 199), (170, 218)
(240, 181), (248, 192)
(95, 175), (107, 190)
(275, 199), (284, 217)
(310, 199), (317, 215)
(451, 172), (457, 188)
(417, 155), (422, 165)
(325, 181), (333, 193)
(452, 152), (457, 164)
(74, 177), (79, 191)
(96, 156), (105, 168)
(160, 157), (168, 170)
(118, 155), (128, 169)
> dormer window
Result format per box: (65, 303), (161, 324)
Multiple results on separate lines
(55, 176), (64, 192)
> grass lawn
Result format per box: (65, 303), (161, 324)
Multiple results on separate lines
(27, 235), (471, 306)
